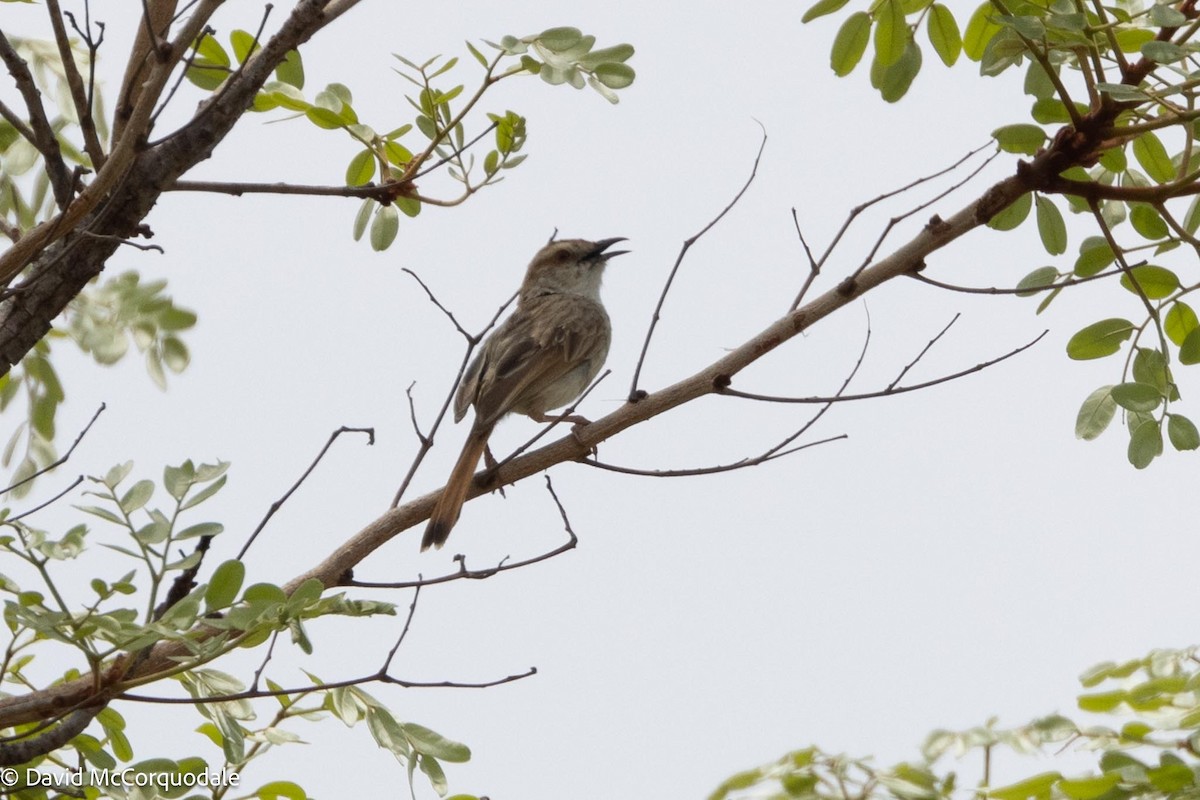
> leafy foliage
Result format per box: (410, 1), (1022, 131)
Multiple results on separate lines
(807, 0), (1200, 468)
(0, 460), (476, 799)
(713, 646), (1200, 800)
(183, 26), (634, 252)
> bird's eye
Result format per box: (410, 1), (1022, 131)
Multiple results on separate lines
(554, 250), (570, 263)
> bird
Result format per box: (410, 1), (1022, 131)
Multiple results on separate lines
(421, 236), (628, 550)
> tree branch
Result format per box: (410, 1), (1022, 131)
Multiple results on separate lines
(44, 0), (106, 168)
(0, 32), (75, 208)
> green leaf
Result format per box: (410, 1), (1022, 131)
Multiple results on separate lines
(1141, 40), (1188, 64)
(1015, 266), (1057, 296)
(120, 479), (154, 514)
(345, 149), (375, 187)
(466, 40), (489, 68)
(1023, 61), (1055, 99)
(353, 199), (374, 242)
(1132, 347), (1170, 394)
(1179, 328), (1200, 365)
(1131, 132), (1174, 183)
(1058, 775), (1120, 800)
(802, 0), (851, 23)
(1119, 265), (1179, 300)
(159, 336), (188, 373)
(831, 12), (872, 76)
(230, 30), (260, 64)
(176, 522), (223, 540)
(537, 26), (584, 51)
(1114, 27), (1155, 53)
(926, 4), (961, 66)
(370, 204), (400, 251)
(962, 2), (1003, 61)
(874, 0), (908, 68)
(1097, 146), (1127, 173)
(992, 123), (1045, 155)
(593, 63), (635, 89)
(193, 33), (230, 67)
(870, 37), (921, 102)
(1110, 382), (1162, 413)
(305, 107), (344, 130)
(1165, 301), (1198, 346)
(185, 65), (227, 91)
(1073, 237), (1115, 277)
(1129, 203), (1168, 240)
(205, 560), (245, 612)
(403, 723), (471, 762)
(103, 460), (132, 484)
(1128, 419), (1163, 469)
(1066, 318), (1134, 360)
(180, 474), (227, 510)
(1168, 414), (1200, 451)
(396, 196), (421, 218)
(1075, 386), (1116, 440)
(158, 307), (197, 331)
(989, 772), (1062, 800)
(256, 781), (307, 800)
(275, 49), (304, 88)
(987, 191), (1031, 231)
(1035, 196), (1067, 255)
(1184, 195), (1200, 235)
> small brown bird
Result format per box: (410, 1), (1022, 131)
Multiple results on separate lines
(422, 237), (628, 550)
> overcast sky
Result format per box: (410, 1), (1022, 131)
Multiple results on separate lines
(4, 1), (1198, 798)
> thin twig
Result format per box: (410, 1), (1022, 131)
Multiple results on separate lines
(888, 313), (960, 391)
(4, 476), (84, 524)
(792, 142), (992, 309)
(844, 149), (999, 286)
(348, 526), (578, 589)
(0, 32), (74, 207)
(389, 276), (516, 508)
(719, 331), (1049, 404)
(237, 426), (375, 560)
(909, 266), (1122, 295)
(117, 664), (537, 704)
(45, 0), (105, 167)
(628, 128), (767, 400)
(790, 208), (822, 309)
(587, 318), (873, 477)
(379, 584), (421, 674)
(0, 403), (105, 496)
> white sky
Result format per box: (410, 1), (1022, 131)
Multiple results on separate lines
(4, 1), (1199, 798)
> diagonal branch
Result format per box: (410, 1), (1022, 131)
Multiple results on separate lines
(44, 0), (106, 168)
(0, 32), (75, 208)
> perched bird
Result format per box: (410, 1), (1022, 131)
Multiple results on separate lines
(422, 237), (628, 550)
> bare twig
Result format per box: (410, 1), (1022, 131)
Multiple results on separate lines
(888, 314), (960, 391)
(379, 584), (421, 674)
(910, 267), (1121, 295)
(629, 128), (768, 399)
(720, 331), (1048, 405)
(844, 149), (999, 286)
(349, 523), (578, 590)
(790, 207), (822, 309)
(4, 475), (84, 524)
(237, 426), (375, 560)
(389, 276), (516, 508)
(792, 142), (993, 309)
(0, 403), (105, 496)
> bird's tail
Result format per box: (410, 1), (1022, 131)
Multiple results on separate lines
(422, 425), (491, 550)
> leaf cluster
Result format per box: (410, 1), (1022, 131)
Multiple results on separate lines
(713, 646), (1200, 800)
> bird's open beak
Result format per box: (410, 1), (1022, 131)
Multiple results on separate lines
(591, 237), (629, 260)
